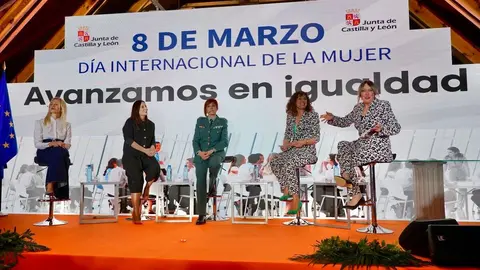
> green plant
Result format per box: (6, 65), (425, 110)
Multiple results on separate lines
(290, 236), (429, 270)
(0, 227), (50, 269)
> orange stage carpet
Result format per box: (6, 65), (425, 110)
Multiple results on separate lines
(1, 214), (478, 270)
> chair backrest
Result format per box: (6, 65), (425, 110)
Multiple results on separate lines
(223, 156), (237, 164)
(222, 156), (237, 174)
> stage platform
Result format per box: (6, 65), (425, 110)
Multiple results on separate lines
(1, 214), (478, 270)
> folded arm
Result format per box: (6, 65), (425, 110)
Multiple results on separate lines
(299, 112), (321, 146)
(283, 115), (294, 146)
(378, 101), (401, 136)
(211, 119), (229, 152)
(149, 122), (156, 149)
(34, 121), (49, 150)
(64, 122), (72, 149)
(122, 119), (146, 153)
(192, 118), (202, 155)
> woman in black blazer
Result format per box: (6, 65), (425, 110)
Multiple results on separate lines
(122, 100), (161, 224)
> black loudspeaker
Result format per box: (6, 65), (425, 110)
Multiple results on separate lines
(428, 225), (480, 267)
(398, 219), (458, 257)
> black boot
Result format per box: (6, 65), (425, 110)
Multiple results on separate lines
(196, 215), (207, 225)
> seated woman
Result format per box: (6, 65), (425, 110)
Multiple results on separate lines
(321, 79), (401, 209)
(192, 98), (229, 225)
(33, 97), (72, 200)
(270, 91), (320, 215)
(103, 158), (129, 213)
(122, 100), (161, 224)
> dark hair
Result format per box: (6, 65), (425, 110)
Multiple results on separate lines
(286, 91), (313, 116)
(204, 98), (218, 116)
(329, 154), (338, 166)
(248, 153), (261, 164)
(130, 100), (148, 124)
(234, 154), (245, 167)
(103, 158), (118, 176)
(447, 146), (460, 154)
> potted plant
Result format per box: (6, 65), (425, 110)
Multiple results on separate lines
(0, 227), (49, 269)
(290, 236), (429, 270)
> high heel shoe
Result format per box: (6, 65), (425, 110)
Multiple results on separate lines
(334, 176), (353, 187)
(286, 201), (302, 215)
(45, 192), (56, 200)
(343, 197), (365, 210)
(279, 194), (293, 201)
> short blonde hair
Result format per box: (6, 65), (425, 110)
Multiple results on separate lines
(357, 80), (379, 103)
(43, 97), (67, 126)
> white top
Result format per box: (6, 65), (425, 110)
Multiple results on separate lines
(34, 117), (72, 150)
(103, 167), (128, 191)
(109, 167), (128, 187)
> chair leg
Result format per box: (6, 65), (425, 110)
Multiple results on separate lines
(283, 167), (313, 226)
(34, 199), (68, 227)
(207, 181), (229, 221)
(357, 164), (393, 234)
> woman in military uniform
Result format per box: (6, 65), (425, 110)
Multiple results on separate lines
(192, 98), (229, 225)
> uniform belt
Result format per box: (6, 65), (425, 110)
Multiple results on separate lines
(42, 139), (65, 143)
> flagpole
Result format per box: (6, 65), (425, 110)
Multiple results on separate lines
(0, 62), (8, 217)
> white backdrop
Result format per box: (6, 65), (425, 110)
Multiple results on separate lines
(3, 0), (480, 220)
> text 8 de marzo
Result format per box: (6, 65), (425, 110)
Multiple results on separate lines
(131, 23), (325, 52)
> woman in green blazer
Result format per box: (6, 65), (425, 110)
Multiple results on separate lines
(192, 98), (229, 225)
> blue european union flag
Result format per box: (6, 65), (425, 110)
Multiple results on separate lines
(0, 70), (18, 181)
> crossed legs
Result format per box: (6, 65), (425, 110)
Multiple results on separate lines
(124, 156), (160, 224)
(336, 141), (364, 207)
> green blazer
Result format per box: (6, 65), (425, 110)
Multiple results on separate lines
(192, 116), (229, 163)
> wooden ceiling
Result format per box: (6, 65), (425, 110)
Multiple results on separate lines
(0, 0), (478, 83)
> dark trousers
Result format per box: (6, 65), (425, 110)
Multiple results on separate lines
(36, 146), (71, 200)
(194, 154), (222, 216)
(122, 154), (160, 193)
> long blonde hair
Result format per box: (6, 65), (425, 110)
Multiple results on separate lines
(43, 97), (67, 126)
(357, 80), (379, 103)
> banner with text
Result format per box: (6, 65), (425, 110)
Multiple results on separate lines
(8, 0), (479, 138)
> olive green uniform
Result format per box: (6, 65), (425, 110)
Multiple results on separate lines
(192, 115), (229, 216)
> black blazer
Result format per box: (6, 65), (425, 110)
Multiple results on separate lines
(122, 118), (155, 157)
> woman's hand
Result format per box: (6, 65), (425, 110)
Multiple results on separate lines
(144, 147), (155, 157)
(280, 142), (290, 152)
(291, 141), (305, 148)
(48, 141), (62, 147)
(320, 112), (334, 122)
(199, 151), (210, 160)
(372, 123), (382, 133)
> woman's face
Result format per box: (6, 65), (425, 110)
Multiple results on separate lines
(49, 99), (61, 115)
(139, 102), (148, 117)
(206, 102), (218, 116)
(360, 85), (375, 104)
(296, 95), (308, 110)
